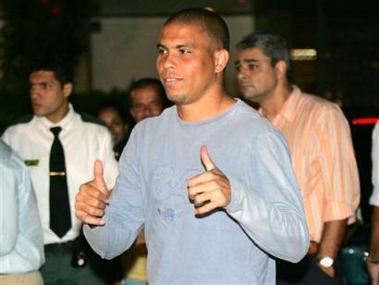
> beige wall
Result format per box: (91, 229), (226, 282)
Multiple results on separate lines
(90, 15), (255, 96)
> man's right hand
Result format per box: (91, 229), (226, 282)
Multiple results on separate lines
(75, 159), (110, 226)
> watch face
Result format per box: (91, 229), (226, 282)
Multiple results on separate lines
(319, 257), (334, 268)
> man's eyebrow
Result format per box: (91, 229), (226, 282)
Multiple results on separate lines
(242, 58), (259, 63)
(156, 43), (192, 49)
(235, 58), (258, 65)
(30, 81), (49, 85)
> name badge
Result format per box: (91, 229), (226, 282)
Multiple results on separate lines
(25, 159), (39, 166)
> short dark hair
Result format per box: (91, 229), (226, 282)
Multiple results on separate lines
(164, 7), (229, 51)
(29, 53), (75, 85)
(128, 77), (171, 108)
(236, 32), (291, 78)
(96, 100), (128, 124)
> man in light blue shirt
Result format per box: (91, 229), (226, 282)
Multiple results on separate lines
(0, 139), (45, 285)
(75, 8), (310, 284)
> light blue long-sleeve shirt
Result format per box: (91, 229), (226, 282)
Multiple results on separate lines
(85, 99), (309, 284)
(0, 139), (45, 273)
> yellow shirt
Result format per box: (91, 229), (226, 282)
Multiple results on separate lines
(122, 230), (147, 281)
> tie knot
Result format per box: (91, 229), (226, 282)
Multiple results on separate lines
(50, 126), (62, 137)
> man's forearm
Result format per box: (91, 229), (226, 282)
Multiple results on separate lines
(315, 219), (348, 277)
(366, 206), (379, 284)
(318, 219), (348, 259)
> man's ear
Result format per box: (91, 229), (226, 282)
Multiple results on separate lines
(275, 60), (288, 80)
(63, 83), (73, 98)
(214, 49), (229, 73)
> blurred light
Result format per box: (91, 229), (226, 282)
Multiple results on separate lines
(352, 117), (379, 125)
(39, 0), (49, 6)
(51, 6), (61, 17)
(290, 49), (317, 61)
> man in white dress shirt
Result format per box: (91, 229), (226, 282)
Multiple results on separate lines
(2, 54), (119, 284)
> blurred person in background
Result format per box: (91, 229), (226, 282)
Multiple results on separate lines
(235, 32), (360, 284)
(367, 121), (379, 285)
(128, 77), (171, 124)
(97, 101), (130, 161)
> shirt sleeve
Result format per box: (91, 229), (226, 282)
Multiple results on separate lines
(225, 130), (310, 263)
(99, 128), (120, 189)
(371, 122), (379, 206)
(84, 129), (143, 259)
(317, 105), (360, 223)
(0, 153), (18, 255)
(17, 154), (45, 269)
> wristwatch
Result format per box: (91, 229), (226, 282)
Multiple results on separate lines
(317, 256), (334, 268)
(363, 251), (379, 264)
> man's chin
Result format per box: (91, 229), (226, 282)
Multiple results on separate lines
(33, 110), (45, 117)
(167, 94), (186, 105)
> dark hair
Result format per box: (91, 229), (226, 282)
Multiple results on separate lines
(96, 100), (128, 124)
(128, 77), (171, 108)
(236, 32), (291, 79)
(29, 53), (75, 85)
(164, 7), (229, 51)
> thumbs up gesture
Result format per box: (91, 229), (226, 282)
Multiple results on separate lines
(188, 146), (231, 215)
(75, 160), (110, 226)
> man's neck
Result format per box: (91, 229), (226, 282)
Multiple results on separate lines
(260, 84), (293, 123)
(177, 93), (235, 122)
(46, 103), (70, 124)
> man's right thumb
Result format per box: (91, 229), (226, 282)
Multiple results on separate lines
(94, 159), (104, 179)
(93, 159), (107, 193)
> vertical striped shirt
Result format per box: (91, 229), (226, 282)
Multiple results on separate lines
(269, 86), (360, 242)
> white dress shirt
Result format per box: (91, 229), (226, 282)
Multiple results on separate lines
(2, 104), (119, 245)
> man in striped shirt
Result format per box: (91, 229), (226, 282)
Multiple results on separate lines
(235, 32), (360, 284)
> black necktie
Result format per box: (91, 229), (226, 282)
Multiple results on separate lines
(49, 126), (71, 238)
